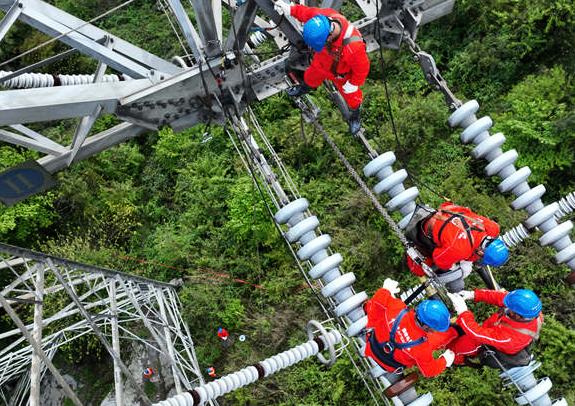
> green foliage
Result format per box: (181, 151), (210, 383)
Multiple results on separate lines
(492, 66), (575, 195)
(0, 147), (57, 244)
(145, 381), (157, 399)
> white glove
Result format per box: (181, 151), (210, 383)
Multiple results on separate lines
(342, 80), (359, 94)
(458, 290), (475, 301)
(441, 349), (455, 367)
(448, 292), (468, 315)
(382, 278), (400, 298)
(273, 0), (291, 16)
(459, 260), (474, 279)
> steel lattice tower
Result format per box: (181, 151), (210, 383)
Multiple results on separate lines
(0, 243), (212, 406)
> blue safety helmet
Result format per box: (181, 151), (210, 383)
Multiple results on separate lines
(503, 289), (542, 319)
(303, 15), (331, 53)
(415, 300), (450, 332)
(481, 238), (509, 267)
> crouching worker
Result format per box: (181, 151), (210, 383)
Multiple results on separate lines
(447, 289), (543, 369)
(364, 278), (457, 377)
(404, 202), (508, 279)
(274, 1), (370, 134)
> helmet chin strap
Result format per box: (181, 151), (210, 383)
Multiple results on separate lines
(326, 19), (342, 44)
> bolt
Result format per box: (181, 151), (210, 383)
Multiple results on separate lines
(164, 113), (171, 119)
(150, 70), (155, 75)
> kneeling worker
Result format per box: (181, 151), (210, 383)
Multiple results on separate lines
(447, 289), (543, 368)
(405, 202), (509, 278)
(364, 278), (457, 377)
(274, 1), (370, 134)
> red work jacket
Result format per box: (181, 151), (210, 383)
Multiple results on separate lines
(425, 202), (500, 270)
(364, 288), (457, 377)
(290, 5), (370, 87)
(456, 289), (543, 354)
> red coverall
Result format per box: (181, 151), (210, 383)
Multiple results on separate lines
(408, 202), (500, 274)
(290, 5), (370, 109)
(448, 289), (543, 364)
(364, 288), (457, 377)
(218, 328), (229, 340)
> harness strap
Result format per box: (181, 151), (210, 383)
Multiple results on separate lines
(369, 308), (427, 370)
(327, 14), (364, 75)
(428, 209), (486, 250)
(494, 315), (542, 340)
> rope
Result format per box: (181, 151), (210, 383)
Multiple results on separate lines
(0, 0), (138, 69)
(312, 120), (409, 245)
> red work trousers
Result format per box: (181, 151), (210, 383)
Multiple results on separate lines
(304, 71), (363, 109)
(333, 77), (363, 109)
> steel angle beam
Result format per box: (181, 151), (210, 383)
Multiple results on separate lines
(420, 0), (455, 25)
(0, 0), (23, 43)
(0, 79), (151, 126)
(10, 125), (66, 152)
(253, 0), (306, 49)
(354, 0), (377, 17)
(116, 58), (243, 128)
(163, 0), (203, 62)
(321, 0), (345, 10)
(37, 123), (147, 173)
(0, 0), (181, 77)
(224, 0), (258, 52)
(0, 129), (65, 156)
(190, 0), (222, 58)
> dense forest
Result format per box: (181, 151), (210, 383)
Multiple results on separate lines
(1, 0), (574, 405)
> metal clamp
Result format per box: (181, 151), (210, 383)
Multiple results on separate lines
(306, 320), (337, 367)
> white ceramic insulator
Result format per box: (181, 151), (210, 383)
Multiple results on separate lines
(0, 71), (132, 88)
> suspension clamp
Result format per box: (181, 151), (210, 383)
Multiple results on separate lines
(405, 38), (462, 112)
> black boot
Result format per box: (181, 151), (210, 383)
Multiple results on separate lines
(286, 82), (311, 97)
(347, 105), (362, 134)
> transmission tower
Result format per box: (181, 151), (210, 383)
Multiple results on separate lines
(0, 243), (212, 406)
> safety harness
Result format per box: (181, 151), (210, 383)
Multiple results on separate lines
(479, 312), (543, 369)
(493, 312), (543, 340)
(426, 208), (486, 250)
(325, 14), (364, 75)
(368, 308), (427, 371)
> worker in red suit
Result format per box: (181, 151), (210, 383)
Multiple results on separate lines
(364, 278), (457, 377)
(218, 327), (229, 341)
(447, 289), (543, 368)
(274, 1), (370, 134)
(404, 202), (508, 277)
(206, 367), (216, 378)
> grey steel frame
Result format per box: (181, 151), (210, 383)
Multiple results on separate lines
(0, 243), (211, 406)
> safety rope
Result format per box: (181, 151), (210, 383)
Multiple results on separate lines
(307, 115), (450, 302)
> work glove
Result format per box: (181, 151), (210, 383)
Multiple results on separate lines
(382, 278), (400, 298)
(459, 260), (473, 279)
(273, 0), (291, 16)
(458, 290), (475, 301)
(448, 292), (468, 315)
(441, 349), (455, 367)
(342, 80), (359, 94)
